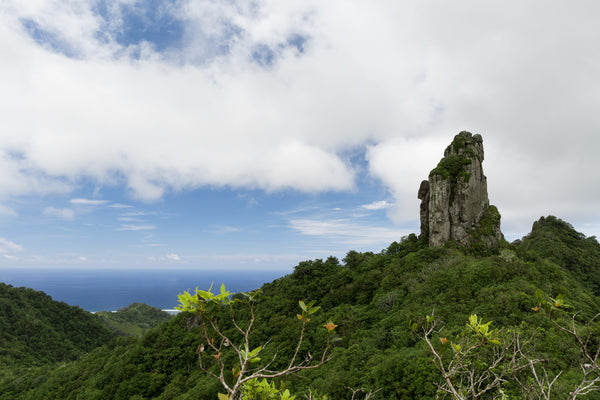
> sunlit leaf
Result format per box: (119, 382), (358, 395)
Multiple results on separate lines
(248, 346), (262, 358)
(299, 300), (307, 311)
(554, 294), (565, 308)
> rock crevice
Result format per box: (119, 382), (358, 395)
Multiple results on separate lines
(418, 131), (503, 249)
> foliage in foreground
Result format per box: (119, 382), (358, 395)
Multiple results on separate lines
(417, 293), (600, 400)
(174, 284), (336, 399)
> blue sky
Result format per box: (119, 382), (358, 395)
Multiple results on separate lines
(1, 1), (599, 272)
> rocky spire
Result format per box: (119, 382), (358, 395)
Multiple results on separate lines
(418, 131), (503, 250)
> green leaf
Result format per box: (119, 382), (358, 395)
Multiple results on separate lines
(308, 305), (321, 314)
(248, 346), (262, 358)
(176, 290), (197, 311)
(218, 393), (230, 400)
(468, 314), (478, 328)
(553, 294), (565, 308)
(299, 300), (307, 312)
(196, 289), (214, 300)
(535, 289), (544, 305)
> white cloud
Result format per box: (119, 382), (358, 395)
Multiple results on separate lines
(43, 206), (75, 220)
(108, 203), (133, 209)
(0, 1), (598, 238)
(289, 218), (409, 247)
(0, 237), (24, 253)
(120, 211), (155, 217)
(166, 253), (181, 261)
(117, 224), (156, 231)
(366, 136), (448, 223)
(207, 226), (243, 235)
(183, 253), (312, 271)
(360, 200), (393, 211)
(146, 253), (185, 263)
(0, 149), (71, 199)
(70, 198), (108, 206)
(117, 217), (141, 222)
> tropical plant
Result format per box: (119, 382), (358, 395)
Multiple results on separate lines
(240, 378), (295, 400)
(175, 284), (336, 400)
(415, 313), (518, 399)
(419, 295), (600, 400)
(527, 291), (600, 399)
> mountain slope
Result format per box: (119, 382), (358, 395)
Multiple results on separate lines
(0, 283), (115, 368)
(2, 216), (600, 399)
(96, 302), (173, 337)
(519, 215), (600, 293)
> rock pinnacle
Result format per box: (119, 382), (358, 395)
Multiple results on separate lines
(418, 131), (503, 251)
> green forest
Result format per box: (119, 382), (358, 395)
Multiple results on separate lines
(96, 303), (174, 337)
(2, 215), (600, 399)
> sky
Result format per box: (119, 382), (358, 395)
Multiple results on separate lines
(0, 1), (599, 273)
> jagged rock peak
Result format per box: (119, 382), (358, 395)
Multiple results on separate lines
(418, 131), (503, 250)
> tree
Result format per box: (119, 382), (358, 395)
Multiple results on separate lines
(176, 284), (336, 400)
(414, 313), (518, 399)
(418, 293), (600, 400)
(528, 291), (600, 399)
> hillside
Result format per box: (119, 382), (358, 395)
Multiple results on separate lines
(518, 215), (600, 294)
(0, 283), (115, 368)
(96, 302), (174, 337)
(2, 216), (600, 399)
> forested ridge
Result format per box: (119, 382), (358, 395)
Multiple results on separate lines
(96, 303), (174, 337)
(2, 215), (600, 399)
(0, 283), (114, 368)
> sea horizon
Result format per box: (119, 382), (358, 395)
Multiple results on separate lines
(0, 268), (286, 313)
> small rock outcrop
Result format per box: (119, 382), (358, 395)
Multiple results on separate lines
(418, 131), (503, 250)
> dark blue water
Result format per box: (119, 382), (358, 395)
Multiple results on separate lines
(0, 269), (285, 312)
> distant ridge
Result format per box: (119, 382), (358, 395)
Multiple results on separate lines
(96, 302), (173, 337)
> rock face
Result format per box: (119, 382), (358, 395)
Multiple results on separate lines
(418, 131), (503, 250)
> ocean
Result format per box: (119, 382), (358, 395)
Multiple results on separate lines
(0, 268), (285, 312)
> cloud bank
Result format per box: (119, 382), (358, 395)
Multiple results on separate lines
(0, 1), (599, 238)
